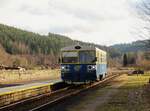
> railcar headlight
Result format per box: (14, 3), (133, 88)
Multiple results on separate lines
(61, 65), (70, 71)
(61, 66), (65, 70)
(87, 65), (96, 71)
(92, 65), (96, 69)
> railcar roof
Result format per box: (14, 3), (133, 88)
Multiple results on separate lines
(61, 45), (94, 51)
(61, 45), (106, 53)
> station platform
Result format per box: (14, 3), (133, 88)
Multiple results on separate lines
(0, 79), (62, 107)
(0, 79), (61, 94)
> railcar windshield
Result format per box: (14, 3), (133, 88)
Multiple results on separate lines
(79, 51), (95, 63)
(62, 52), (78, 63)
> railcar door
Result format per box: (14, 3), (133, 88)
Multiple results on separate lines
(79, 51), (96, 82)
(73, 64), (81, 81)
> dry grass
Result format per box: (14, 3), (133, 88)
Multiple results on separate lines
(0, 69), (60, 84)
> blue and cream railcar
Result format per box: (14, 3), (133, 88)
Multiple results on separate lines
(60, 45), (107, 84)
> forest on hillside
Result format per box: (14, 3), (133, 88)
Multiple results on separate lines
(0, 23), (149, 69)
(110, 40), (150, 70)
(111, 40), (150, 53)
(0, 24), (76, 55)
(0, 24), (76, 68)
(0, 24), (121, 68)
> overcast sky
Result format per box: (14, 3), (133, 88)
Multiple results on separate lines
(0, 0), (145, 46)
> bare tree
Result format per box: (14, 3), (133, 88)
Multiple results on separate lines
(135, 0), (150, 47)
(136, 1), (149, 26)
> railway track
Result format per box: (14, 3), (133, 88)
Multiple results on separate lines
(29, 74), (120, 111)
(0, 73), (121, 111)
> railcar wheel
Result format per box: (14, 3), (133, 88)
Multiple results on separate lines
(99, 75), (103, 81)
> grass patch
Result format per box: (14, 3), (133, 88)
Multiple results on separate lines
(95, 74), (150, 111)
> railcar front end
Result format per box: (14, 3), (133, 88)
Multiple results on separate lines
(60, 45), (107, 84)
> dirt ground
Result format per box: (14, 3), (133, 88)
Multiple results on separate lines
(94, 74), (150, 111)
(44, 74), (150, 111)
(67, 74), (128, 111)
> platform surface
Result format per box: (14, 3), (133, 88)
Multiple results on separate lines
(0, 79), (62, 96)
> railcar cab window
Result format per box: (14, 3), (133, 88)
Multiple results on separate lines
(62, 52), (78, 63)
(79, 51), (95, 63)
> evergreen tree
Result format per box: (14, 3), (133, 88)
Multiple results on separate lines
(123, 54), (128, 67)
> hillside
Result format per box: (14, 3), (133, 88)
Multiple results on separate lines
(0, 24), (79, 68)
(111, 40), (150, 53)
(0, 24), (76, 55)
(0, 24), (121, 68)
(1, 23), (149, 68)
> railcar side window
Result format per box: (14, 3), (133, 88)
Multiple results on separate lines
(101, 54), (106, 63)
(79, 51), (95, 63)
(62, 52), (78, 63)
